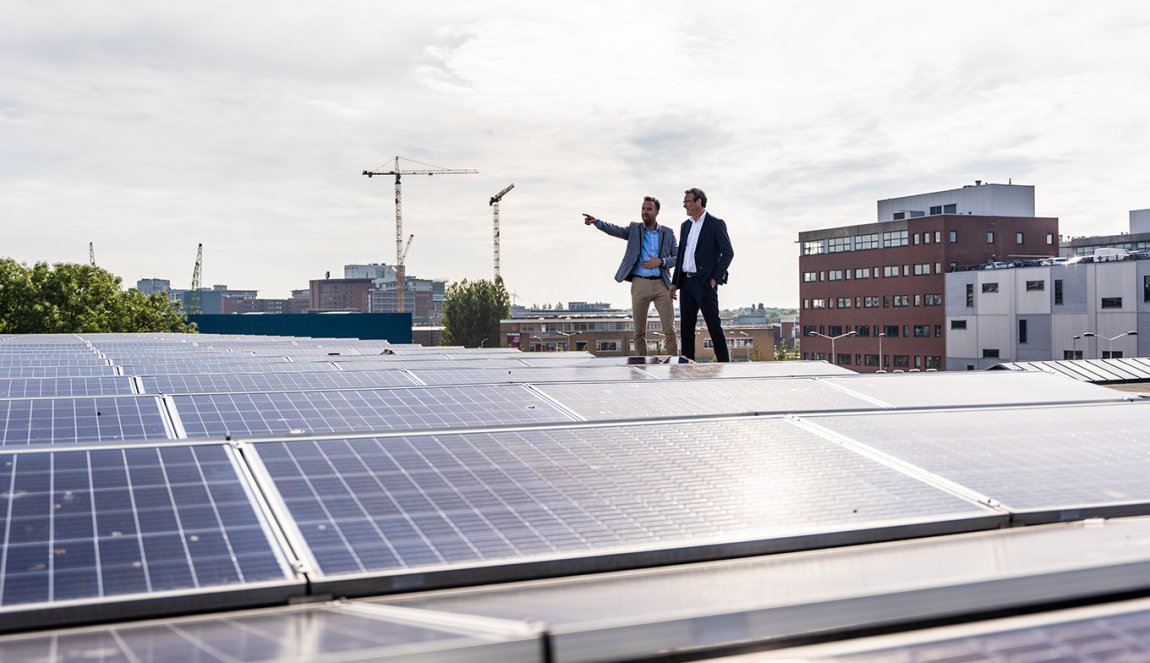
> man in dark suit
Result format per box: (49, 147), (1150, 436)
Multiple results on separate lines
(669, 188), (734, 362)
(583, 196), (678, 356)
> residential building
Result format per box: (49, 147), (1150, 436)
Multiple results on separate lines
(798, 183), (1058, 371)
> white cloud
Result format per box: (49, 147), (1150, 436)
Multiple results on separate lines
(2, 0), (1150, 308)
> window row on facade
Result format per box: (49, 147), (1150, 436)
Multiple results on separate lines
(804, 351), (944, 370)
(804, 294), (943, 310)
(802, 229), (1056, 256)
(803, 264), (948, 282)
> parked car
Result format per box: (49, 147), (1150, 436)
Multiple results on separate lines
(984, 261), (1012, 270)
(1040, 257), (1070, 266)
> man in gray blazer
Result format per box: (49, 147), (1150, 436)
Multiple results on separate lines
(583, 196), (679, 356)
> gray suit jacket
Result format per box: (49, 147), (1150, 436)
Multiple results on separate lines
(594, 220), (678, 288)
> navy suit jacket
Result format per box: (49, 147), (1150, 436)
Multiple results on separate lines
(594, 220), (678, 288)
(672, 212), (734, 287)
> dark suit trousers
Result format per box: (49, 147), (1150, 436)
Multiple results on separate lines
(679, 276), (730, 362)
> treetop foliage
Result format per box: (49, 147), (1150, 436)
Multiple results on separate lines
(0, 258), (195, 334)
(441, 278), (510, 348)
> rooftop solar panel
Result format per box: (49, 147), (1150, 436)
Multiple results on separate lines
(820, 370), (1128, 408)
(0, 602), (541, 662)
(140, 370), (418, 394)
(120, 362), (340, 375)
(379, 517), (1150, 663)
(801, 401), (1150, 520)
(172, 386), (577, 439)
(333, 358), (534, 371)
(0, 366), (123, 379)
(634, 361), (856, 379)
(250, 418), (999, 591)
(759, 596), (1150, 662)
(0, 377), (135, 399)
(0, 445), (291, 615)
(533, 378), (877, 420)
(406, 366), (651, 386)
(0, 396), (170, 447)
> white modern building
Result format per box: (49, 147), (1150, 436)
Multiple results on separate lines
(947, 259), (1150, 369)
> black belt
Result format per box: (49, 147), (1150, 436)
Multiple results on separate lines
(682, 272), (697, 278)
(634, 275), (662, 280)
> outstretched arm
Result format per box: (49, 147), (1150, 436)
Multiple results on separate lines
(582, 214), (629, 239)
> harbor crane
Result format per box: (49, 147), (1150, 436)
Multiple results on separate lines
(489, 184), (514, 281)
(362, 157), (477, 313)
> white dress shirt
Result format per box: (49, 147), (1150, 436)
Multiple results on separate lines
(682, 211), (707, 273)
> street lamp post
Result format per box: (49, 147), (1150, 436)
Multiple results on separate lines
(1073, 332), (1096, 360)
(557, 330), (578, 352)
(1101, 330), (1138, 359)
(877, 332), (886, 373)
(807, 331), (856, 365)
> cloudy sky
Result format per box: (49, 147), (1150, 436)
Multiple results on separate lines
(4, 1), (1149, 309)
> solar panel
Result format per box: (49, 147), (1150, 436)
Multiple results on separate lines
(407, 366), (651, 386)
(801, 401), (1150, 519)
(333, 358), (534, 371)
(250, 418), (998, 586)
(140, 370), (418, 394)
(380, 518), (1150, 663)
(0, 366), (120, 379)
(820, 370), (1128, 408)
(0, 602), (541, 662)
(534, 378), (877, 420)
(635, 361), (856, 379)
(120, 361), (341, 375)
(0, 397), (170, 447)
(0, 377), (135, 398)
(763, 597), (1150, 661)
(172, 386), (577, 439)
(0, 445), (291, 611)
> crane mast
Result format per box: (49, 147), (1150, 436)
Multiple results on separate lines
(363, 157), (477, 313)
(489, 184), (514, 281)
(188, 243), (203, 315)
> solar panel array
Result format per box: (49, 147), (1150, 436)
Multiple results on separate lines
(1, 332), (1149, 661)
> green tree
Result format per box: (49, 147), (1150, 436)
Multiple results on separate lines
(0, 259), (195, 334)
(441, 278), (510, 348)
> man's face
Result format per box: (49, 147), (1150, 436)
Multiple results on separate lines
(641, 200), (658, 223)
(683, 195), (703, 219)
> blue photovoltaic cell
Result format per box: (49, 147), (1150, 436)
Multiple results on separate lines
(253, 418), (993, 577)
(0, 445), (288, 607)
(140, 370), (417, 394)
(0, 377), (135, 399)
(0, 397), (170, 447)
(173, 386), (576, 439)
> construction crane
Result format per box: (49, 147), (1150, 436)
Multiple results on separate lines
(362, 157), (477, 313)
(88, 242), (95, 267)
(489, 183), (514, 281)
(188, 243), (203, 315)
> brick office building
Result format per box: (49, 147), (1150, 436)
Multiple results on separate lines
(798, 183), (1058, 371)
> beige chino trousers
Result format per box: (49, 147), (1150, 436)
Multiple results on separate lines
(631, 277), (678, 356)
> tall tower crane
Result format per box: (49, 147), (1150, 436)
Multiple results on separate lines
(489, 184), (514, 282)
(362, 157), (477, 313)
(188, 243), (203, 314)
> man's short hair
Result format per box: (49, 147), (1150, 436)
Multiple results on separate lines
(643, 196), (660, 212)
(684, 188), (707, 208)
